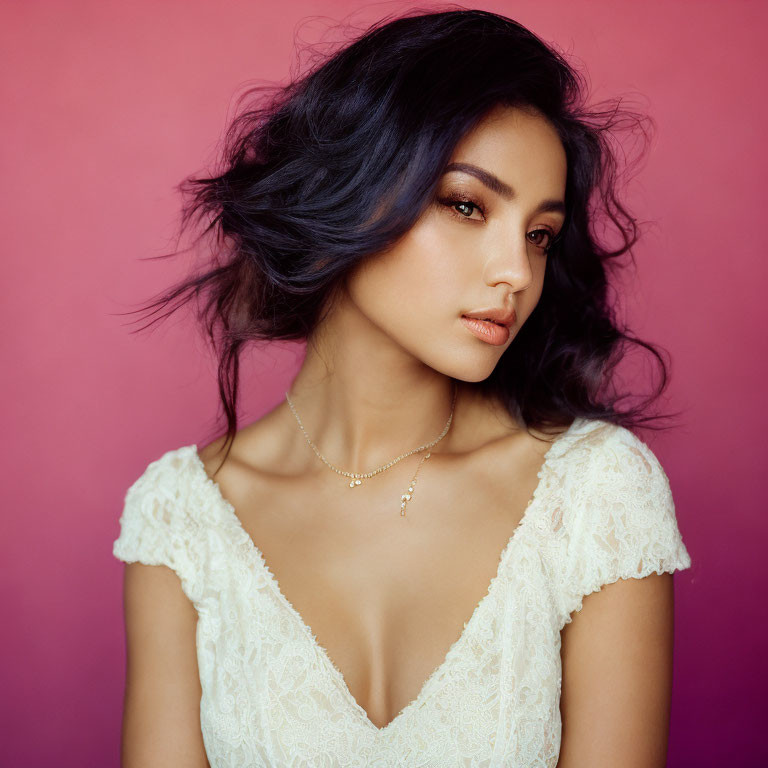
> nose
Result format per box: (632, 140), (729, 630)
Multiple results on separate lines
(483, 232), (537, 293)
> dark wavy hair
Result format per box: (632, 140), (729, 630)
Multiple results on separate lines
(119, 6), (681, 466)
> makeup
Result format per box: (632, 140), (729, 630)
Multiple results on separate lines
(460, 315), (510, 345)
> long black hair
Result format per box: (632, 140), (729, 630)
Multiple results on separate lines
(118, 6), (681, 467)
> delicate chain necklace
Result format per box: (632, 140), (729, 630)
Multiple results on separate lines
(284, 382), (457, 516)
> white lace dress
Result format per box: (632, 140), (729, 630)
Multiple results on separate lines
(113, 417), (692, 767)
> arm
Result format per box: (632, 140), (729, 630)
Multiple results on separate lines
(120, 561), (210, 767)
(557, 572), (675, 768)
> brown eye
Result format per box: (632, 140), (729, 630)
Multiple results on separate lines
(527, 228), (554, 250)
(438, 195), (485, 221)
(454, 201), (478, 217)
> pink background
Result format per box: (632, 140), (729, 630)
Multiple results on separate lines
(2, 1), (766, 765)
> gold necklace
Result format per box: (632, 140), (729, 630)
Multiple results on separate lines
(284, 382), (457, 516)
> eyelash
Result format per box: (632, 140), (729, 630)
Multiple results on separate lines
(437, 194), (561, 253)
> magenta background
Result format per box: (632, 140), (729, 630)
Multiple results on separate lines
(2, 1), (766, 765)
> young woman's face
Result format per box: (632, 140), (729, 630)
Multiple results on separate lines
(344, 104), (567, 382)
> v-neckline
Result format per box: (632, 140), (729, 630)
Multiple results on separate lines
(187, 417), (581, 735)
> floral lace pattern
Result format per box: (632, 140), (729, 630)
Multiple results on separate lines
(113, 417), (692, 767)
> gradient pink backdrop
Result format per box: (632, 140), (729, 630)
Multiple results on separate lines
(2, 1), (766, 765)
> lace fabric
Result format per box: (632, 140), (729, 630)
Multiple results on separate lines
(113, 417), (692, 767)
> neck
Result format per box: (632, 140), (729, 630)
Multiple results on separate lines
(283, 296), (473, 471)
(286, 369), (460, 474)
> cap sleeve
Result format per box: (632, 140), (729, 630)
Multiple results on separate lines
(112, 446), (203, 603)
(558, 425), (692, 627)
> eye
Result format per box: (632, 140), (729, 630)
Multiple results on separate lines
(438, 195), (485, 221)
(527, 228), (558, 253)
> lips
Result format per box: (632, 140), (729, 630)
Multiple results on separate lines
(474, 317), (504, 326)
(460, 315), (511, 346)
(461, 307), (517, 327)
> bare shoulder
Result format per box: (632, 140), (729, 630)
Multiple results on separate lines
(195, 433), (231, 479)
(196, 403), (289, 480)
(482, 417), (574, 469)
(524, 420), (573, 451)
(193, 401), (306, 508)
(459, 388), (573, 461)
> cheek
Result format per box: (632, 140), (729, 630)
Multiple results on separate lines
(347, 222), (465, 328)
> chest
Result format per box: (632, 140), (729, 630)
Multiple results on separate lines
(194, 495), (565, 766)
(205, 439), (551, 732)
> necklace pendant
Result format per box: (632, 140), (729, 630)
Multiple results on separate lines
(349, 477), (362, 488)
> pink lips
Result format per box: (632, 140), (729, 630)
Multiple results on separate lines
(460, 315), (510, 346)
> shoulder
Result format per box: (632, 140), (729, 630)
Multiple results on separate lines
(584, 420), (673, 503)
(196, 401), (304, 479)
(125, 444), (201, 495)
(195, 435), (229, 482)
(119, 443), (202, 516)
(554, 418), (680, 538)
(551, 419), (692, 626)
(113, 443), (217, 604)
(113, 445), (208, 564)
(557, 418), (673, 498)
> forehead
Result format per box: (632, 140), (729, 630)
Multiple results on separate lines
(448, 106), (567, 194)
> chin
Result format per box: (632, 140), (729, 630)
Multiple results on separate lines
(439, 357), (499, 384)
(462, 369), (497, 384)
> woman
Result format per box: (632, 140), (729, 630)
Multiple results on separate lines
(113, 8), (692, 767)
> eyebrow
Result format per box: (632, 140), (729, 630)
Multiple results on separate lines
(443, 161), (566, 216)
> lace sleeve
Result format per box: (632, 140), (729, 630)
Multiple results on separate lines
(112, 448), (202, 602)
(559, 427), (692, 627)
